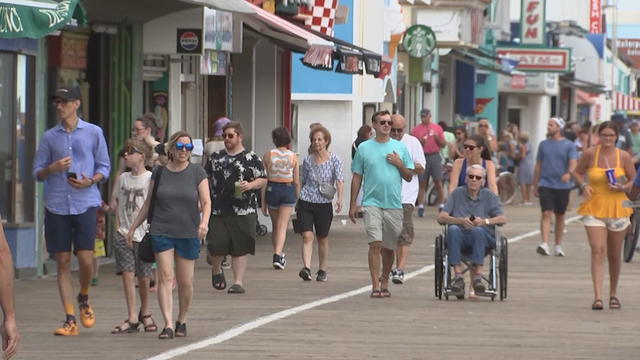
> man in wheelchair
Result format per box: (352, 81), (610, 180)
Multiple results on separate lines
(437, 164), (507, 296)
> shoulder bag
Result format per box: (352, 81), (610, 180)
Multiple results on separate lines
(311, 155), (336, 200)
(139, 166), (164, 263)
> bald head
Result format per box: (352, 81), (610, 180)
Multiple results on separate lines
(391, 114), (406, 129)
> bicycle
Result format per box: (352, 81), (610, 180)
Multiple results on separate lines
(496, 168), (517, 205)
(622, 200), (640, 262)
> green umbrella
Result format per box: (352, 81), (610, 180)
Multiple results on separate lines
(0, 0), (84, 39)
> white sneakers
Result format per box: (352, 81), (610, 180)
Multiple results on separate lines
(537, 243), (566, 256)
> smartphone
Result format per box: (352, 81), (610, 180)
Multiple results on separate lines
(67, 172), (77, 179)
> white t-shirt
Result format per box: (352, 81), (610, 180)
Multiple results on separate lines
(401, 134), (426, 204)
(116, 171), (152, 242)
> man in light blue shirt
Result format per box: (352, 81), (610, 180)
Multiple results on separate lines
(32, 86), (110, 336)
(350, 110), (414, 298)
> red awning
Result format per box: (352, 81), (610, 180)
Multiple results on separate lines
(615, 92), (640, 112)
(576, 89), (595, 105)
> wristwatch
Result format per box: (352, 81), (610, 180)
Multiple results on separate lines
(484, 218), (490, 225)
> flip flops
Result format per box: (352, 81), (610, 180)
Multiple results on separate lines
(609, 296), (621, 310)
(212, 270), (226, 290)
(228, 284), (245, 294)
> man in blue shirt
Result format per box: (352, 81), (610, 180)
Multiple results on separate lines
(349, 110), (414, 298)
(33, 86), (110, 336)
(533, 117), (577, 257)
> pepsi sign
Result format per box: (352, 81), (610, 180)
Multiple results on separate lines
(177, 28), (203, 54)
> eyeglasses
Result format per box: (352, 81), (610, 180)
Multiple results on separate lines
(125, 146), (142, 155)
(599, 133), (617, 138)
(377, 120), (392, 126)
(132, 127), (146, 132)
(468, 174), (483, 181)
(463, 144), (477, 151)
(390, 128), (404, 133)
(478, 124), (489, 128)
(223, 133), (237, 139)
(52, 99), (69, 107)
(175, 142), (194, 152)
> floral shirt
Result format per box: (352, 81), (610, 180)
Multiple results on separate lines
(206, 149), (267, 216)
(300, 153), (344, 204)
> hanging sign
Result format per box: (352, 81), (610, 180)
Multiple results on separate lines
(589, 0), (602, 33)
(176, 28), (202, 55)
(402, 24), (436, 58)
(520, 0), (545, 45)
(497, 47), (571, 72)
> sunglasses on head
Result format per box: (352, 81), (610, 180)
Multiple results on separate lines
(463, 144), (477, 151)
(125, 146), (142, 155)
(468, 174), (483, 181)
(377, 120), (392, 126)
(175, 142), (194, 152)
(223, 132), (236, 139)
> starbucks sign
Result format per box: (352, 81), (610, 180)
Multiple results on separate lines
(403, 25), (436, 58)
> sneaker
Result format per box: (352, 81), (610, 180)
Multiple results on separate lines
(54, 320), (79, 336)
(473, 277), (485, 294)
(298, 267), (312, 281)
(316, 269), (328, 282)
(554, 245), (565, 257)
(272, 253), (286, 270)
(417, 206), (425, 218)
(77, 294), (95, 328)
(450, 276), (465, 296)
(391, 269), (404, 284)
(221, 256), (231, 269)
(536, 242), (550, 256)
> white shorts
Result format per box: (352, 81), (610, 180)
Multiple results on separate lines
(582, 216), (630, 232)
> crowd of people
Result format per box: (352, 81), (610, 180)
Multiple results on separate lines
(1, 84), (639, 359)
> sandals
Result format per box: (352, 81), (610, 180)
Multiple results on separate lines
(158, 327), (174, 339)
(111, 320), (140, 334)
(591, 299), (604, 310)
(380, 288), (391, 298)
(212, 270), (226, 290)
(175, 321), (187, 337)
(228, 284), (245, 294)
(370, 289), (382, 298)
(139, 312), (158, 332)
(609, 296), (621, 310)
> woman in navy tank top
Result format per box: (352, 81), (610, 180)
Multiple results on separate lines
(448, 134), (498, 195)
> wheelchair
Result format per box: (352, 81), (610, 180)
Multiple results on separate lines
(434, 224), (508, 301)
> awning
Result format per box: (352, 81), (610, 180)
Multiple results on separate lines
(615, 92), (640, 112)
(575, 89), (596, 105)
(449, 48), (514, 76)
(559, 74), (608, 94)
(179, 0), (255, 14)
(0, 0), (84, 39)
(242, 1), (334, 69)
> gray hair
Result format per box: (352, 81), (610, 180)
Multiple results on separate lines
(467, 164), (486, 178)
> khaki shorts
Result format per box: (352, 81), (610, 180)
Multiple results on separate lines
(362, 207), (403, 250)
(398, 204), (415, 246)
(582, 216), (630, 232)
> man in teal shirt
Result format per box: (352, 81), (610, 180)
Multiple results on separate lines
(350, 110), (414, 298)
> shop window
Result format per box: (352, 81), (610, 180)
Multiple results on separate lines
(0, 53), (36, 224)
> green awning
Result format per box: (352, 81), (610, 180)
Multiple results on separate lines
(0, 0), (84, 39)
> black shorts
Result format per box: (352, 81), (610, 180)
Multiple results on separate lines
(538, 187), (571, 214)
(44, 207), (98, 254)
(296, 199), (333, 238)
(207, 214), (257, 257)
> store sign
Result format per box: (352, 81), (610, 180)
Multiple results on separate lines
(176, 29), (202, 55)
(520, 0), (545, 45)
(201, 50), (228, 75)
(589, 0), (602, 34)
(47, 32), (88, 70)
(496, 47), (571, 72)
(498, 73), (558, 95)
(203, 8), (233, 52)
(402, 24), (436, 58)
(617, 39), (640, 70)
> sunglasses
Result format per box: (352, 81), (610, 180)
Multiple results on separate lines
(175, 142), (194, 152)
(463, 144), (477, 151)
(223, 133), (237, 139)
(52, 99), (69, 107)
(125, 146), (142, 155)
(478, 124), (489, 128)
(377, 120), (392, 126)
(390, 128), (404, 133)
(468, 174), (483, 181)
(132, 126), (146, 132)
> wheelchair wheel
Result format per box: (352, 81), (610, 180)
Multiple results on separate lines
(497, 171), (517, 205)
(499, 236), (508, 301)
(256, 224), (268, 237)
(623, 211), (640, 263)
(434, 234), (444, 299)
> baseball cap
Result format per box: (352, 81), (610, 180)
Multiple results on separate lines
(51, 86), (81, 101)
(214, 117), (231, 137)
(420, 108), (431, 116)
(550, 117), (565, 129)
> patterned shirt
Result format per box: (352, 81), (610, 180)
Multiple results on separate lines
(300, 153), (344, 204)
(206, 149), (267, 216)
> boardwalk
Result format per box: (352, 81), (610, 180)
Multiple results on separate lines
(13, 204), (640, 359)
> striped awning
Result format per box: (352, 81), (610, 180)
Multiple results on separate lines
(615, 92), (640, 112)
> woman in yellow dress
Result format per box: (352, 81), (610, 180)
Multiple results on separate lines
(574, 122), (636, 310)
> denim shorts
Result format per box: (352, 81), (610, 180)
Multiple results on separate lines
(265, 181), (297, 208)
(150, 235), (200, 260)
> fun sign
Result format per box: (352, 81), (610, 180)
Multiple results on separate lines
(520, 0), (545, 45)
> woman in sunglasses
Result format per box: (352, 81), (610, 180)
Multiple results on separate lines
(448, 134), (498, 195)
(127, 131), (211, 339)
(477, 118), (498, 155)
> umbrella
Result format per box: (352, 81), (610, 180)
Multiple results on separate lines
(0, 0), (83, 39)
